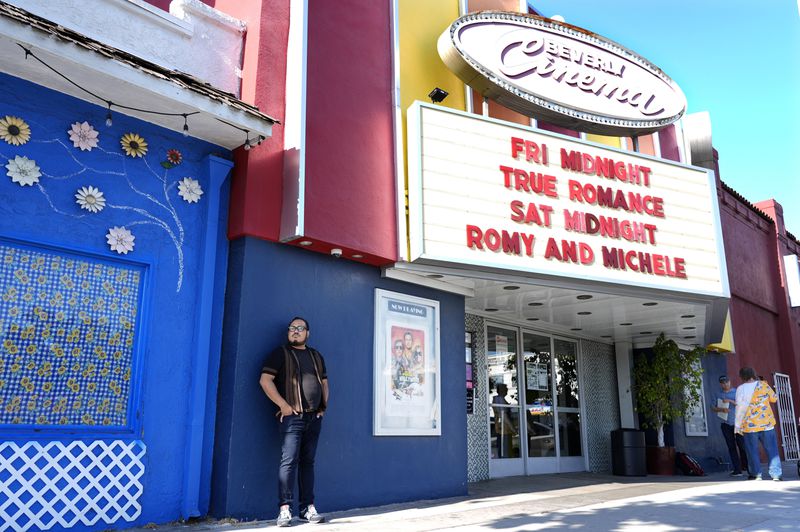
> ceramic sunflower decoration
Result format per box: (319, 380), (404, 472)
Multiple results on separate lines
(106, 226), (135, 254)
(68, 121), (99, 151)
(177, 177), (203, 203)
(0, 115), (31, 146)
(75, 186), (106, 213)
(5, 155), (41, 186)
(120, 132), (148, 158)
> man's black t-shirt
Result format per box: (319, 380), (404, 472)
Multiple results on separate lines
(294, 348), (322, 411)
(262, 345), (327, 412)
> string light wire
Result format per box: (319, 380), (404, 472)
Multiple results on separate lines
(214, 117), (266, 150)
(17, 43), (259, 148)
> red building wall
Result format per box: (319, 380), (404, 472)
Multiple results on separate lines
(209, 0), (399, 263)
(221, 0), (291, 243)
(718, 182), (800, 427)
(755, 200), (800, 397)
(301, 1), (397, 262)
(145, 0), (292, 243)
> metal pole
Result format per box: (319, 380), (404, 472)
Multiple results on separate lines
(631, 135), (640, 152)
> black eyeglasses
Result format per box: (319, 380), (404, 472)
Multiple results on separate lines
(288, 325), (307, 332)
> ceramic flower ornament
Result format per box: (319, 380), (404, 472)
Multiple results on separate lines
(120, 132), (148, 158)
(5, 156), (41, 186)
(68, 121), (99, 151)
(177, 177), (203, 203)
(0, 115), (31, 146)
(161, 148), (183, 169)
(106, 226), (135, 254)
(75, 186), (106, 213)
(166, 149), (182, 166)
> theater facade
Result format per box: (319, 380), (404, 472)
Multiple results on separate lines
(209, 0), (740, 520)
(4, 1), (800, 530)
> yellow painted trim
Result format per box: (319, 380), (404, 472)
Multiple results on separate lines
(398, 0), (464, 257)
(398, 0), (466, 115)
(586, 134), (622, 149)
(707, 312), (735, 354)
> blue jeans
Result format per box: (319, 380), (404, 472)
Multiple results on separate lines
(743, 428), (781, 479)
(278, 413), (323, 511)
(720, 423), (747, 473)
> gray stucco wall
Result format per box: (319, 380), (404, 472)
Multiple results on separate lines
(581, 340), (620, 473)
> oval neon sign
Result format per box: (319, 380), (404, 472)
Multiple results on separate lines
(438, 12), (687, 136)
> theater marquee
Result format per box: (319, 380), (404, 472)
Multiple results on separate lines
(438, 12), (686, 136)
(406, 102), (728, 298)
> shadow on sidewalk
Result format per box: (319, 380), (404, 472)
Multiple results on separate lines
(473, 483), (800, 531)
(132, 464), (799, 531)
(467, 470), (732, 499)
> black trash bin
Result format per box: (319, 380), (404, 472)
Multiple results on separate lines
(611, 428), (646, 476)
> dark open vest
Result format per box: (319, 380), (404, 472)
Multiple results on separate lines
(278, 345), (326, 414)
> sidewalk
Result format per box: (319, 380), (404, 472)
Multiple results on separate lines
(134, 463), (800, 531)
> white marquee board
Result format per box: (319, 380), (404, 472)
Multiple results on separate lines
(407, 102), (728, 298)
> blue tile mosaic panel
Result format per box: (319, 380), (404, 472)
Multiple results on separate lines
(0, 241), (143, 428)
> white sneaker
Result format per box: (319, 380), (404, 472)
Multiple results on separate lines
(299, 505), (325, 524)
(276, 507), (292, 527)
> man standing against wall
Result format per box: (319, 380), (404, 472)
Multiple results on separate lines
(711, 375), (747, 476)
(735, 367), (781, 481)
(260, 317), (329, 526)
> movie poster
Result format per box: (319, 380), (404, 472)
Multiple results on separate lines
(373, 289), (440, 436)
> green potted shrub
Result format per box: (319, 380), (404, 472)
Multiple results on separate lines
(632, 333), (705, 474)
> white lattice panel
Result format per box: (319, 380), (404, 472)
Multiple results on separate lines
(0, 440), (145, 531)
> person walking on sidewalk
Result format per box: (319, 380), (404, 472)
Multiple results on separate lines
(711, 375), (748, 476)
(734, 367), (781, 481)
(260, 317), (329, 526)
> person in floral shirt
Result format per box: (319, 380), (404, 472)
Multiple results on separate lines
(734, 367), (781, 481)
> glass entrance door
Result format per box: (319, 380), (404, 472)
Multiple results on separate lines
(487, 324), (586, 478)
(553, 337), (584, 472)
(522, 332), (558, 474)
(487, 325), (523, 477)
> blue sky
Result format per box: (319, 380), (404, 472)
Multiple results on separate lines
(529, 0), (800, 235)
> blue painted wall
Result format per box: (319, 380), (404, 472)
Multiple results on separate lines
(633, 346), (731, 474)
(211, 238), (468, 518)
(672, 353), (731, 474)
(0, 73), (231, 529)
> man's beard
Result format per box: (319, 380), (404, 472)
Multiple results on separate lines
(289, 339), (305, 346)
